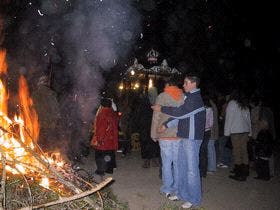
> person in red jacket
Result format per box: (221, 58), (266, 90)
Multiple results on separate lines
(91, 98), (119, 175)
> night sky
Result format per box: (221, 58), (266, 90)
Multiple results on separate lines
(135, 1), (279, 95)
(1, 0), (279, 130)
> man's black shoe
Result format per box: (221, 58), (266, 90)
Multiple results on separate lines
(229, 175), (246, 181)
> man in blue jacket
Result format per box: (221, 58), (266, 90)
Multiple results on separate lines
(152, 74), (205, 209)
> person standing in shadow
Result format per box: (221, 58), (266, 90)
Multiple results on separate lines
(132, 91), (160, 168)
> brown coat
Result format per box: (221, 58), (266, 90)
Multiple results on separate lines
(150, 86), (184, 141)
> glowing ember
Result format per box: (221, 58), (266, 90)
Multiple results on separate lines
(39, 177), (50, 189)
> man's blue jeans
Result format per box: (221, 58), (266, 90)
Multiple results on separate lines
(218, 136), (232, 166)
(159, 139), (180, 194)
(178, 139), (202, 206)
(207, 139), (217, 171)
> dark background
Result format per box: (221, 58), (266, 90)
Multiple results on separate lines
(1, 0), (279, 139)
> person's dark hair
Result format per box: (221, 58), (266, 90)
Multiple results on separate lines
(231, 90), (249, 110)
(185, 74), (200, 86)
(165, 76), (180, 87)
(101, 98), (112, 108)
(250, 95), (261, 107)
(202, 94), (211, 107)
(155, 78), (166, 93)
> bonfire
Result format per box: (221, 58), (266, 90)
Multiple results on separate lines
(0, 49), (113, 209)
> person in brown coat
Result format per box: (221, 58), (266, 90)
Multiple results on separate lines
(151, 78), (184, 197)
(32, 75), (61, 151)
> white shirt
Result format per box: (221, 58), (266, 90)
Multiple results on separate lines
(224, 100), (252, 136)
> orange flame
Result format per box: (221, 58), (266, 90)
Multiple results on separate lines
(0, 79), (8, 115)
(18, 75), (39, 143)
(0, 49), (7, 74)
(0, 49), (64, 189)
(0, 49), (8, 115)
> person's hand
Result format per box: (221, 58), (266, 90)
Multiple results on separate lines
(151, 104), (161, 112)
(157, 125), (167, 133)
(152, 138), (159, 142)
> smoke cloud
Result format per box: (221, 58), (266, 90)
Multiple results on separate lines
(6, 0), (141, 155)
(13, 1), (140, 86)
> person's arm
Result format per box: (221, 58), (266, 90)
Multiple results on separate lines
(151, 95), (163, 141)
(156, 118), (178, 134)
(206, 108), (214, 129)
(161, 95), (203, 119)
(268, 108), (276, 140)
(161, 100), (190, 117)
(164, 118), (179, 128)
(224, 102), (233, 136)
(112, 112), (119, 150)
(247, 110), (252, 137)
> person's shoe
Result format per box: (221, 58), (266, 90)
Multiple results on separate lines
(151, 158), (160, 167)
(229, 174), (246, 181)
(142, 159), (150, 168)
(165, 193), (171, 198)
(105, 169), (113, 174)
(201, 174), (207, 178)
(168, 195), (179, 201)
(95, 170), (105, 176)
(243, 164), (250, 176)
(217, 163), (228, 168)
(92, 173), (104, 183)
(207, 171), (214, 175)
(181, 201), (192, 209)
(254, 176), (270, 181)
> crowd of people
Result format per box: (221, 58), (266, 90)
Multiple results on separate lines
(32, 72), (277, 209)
(117, 74), (276, 209)
(151, 75), (277, 208)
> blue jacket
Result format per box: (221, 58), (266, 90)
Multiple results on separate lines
(162, 89), (206, 140)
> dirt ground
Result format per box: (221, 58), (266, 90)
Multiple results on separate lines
(80, 150), (280, 210)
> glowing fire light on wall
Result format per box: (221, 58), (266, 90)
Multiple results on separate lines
(148, 78), (153, 89)
(130, 70), (135, 76)
(118, 82), (124, 90)
(133, 82), (140, 89)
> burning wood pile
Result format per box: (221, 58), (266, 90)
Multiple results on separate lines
(0, 49), (113, 209)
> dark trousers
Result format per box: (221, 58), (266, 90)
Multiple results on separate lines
(119, 139), (131, 155)
(140, 132), (160, 159)
(95, 150), (116, 175)
(199, 131), (210, 177)
(256, 158), (270, 180)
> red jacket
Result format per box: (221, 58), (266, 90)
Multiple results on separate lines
(91, 107), (119, 150)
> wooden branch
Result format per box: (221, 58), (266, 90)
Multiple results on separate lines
(97, 191), (103, 209)
(7, 145), (97, 208)
(3, 156), (53, 178)
(14, 166), (33, 208)
(0, 152), (6, 210)
(19, 177), (113, 210)
(0, 126), (82, 193)
(0, 124), (101, 208)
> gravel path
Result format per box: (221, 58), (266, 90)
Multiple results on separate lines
(80, 150), (280, 210)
